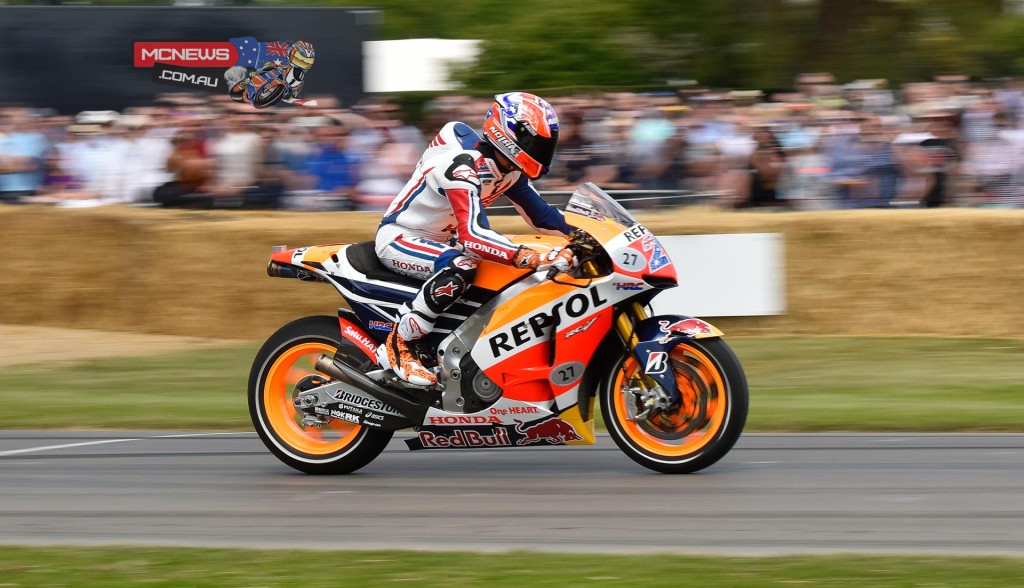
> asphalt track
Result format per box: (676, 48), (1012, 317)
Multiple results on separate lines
(1, 431), (1023, 556)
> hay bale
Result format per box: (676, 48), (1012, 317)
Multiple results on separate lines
(2, 205), (1023, 339)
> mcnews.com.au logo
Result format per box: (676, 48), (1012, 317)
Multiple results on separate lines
(133, 38), (317, 109)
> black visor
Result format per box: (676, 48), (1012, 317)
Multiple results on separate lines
(514, 121), (558, 170)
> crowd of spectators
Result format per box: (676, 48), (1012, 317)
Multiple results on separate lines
(4, 73), (1024, 212)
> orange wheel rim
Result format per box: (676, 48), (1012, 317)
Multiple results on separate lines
(263, 342), (362, 456)
(613, 343), (727, 457)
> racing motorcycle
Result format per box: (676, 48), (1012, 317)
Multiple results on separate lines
(250, 183), (748, 474)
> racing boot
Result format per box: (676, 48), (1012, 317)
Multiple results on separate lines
(376, 307), (437, 386)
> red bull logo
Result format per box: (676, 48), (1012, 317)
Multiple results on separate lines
(657, 319), (714, 344)
(514, 418), (583, 446)
(417, 428), (512, 449)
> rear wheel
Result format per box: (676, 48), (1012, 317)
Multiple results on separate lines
(600, 338), (748, 474)
(249, 316), (393, 474)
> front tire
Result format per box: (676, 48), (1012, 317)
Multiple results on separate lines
(600, 338), (748, 474)
(249, 316), (393, 474)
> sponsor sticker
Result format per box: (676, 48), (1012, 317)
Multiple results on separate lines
(410, 428), (513, 449)
(645, 351), (669, 374)
(514, 418), (582, 446)
(563, 316), (598, 339)
(488, 286), (608, 358)
(343, 325), (379, 355)
(614, 281), (644, 291)
(656, 319), (715, 344)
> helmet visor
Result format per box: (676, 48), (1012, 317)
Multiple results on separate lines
(514, 121), (558, 179)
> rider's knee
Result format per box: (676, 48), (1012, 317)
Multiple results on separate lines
(446, 255), (478, 285)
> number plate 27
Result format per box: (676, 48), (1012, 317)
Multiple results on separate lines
(550, 361), (585, 387)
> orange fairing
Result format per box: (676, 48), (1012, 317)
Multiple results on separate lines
(472, 259), (530, 291)
(270, 247), (296, 265)
(488, 310), (612, 403)
(300, 245), (346, 267)
(470, 234), (566, 291)
(270, 245), (346, 267)
(564, 211), (627, 245)
(479, 279), (582, 339)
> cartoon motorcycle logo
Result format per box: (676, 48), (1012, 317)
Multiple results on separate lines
(224, 40), (315, 109)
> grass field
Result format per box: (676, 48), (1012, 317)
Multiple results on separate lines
(1, 547), (1023, 587)
(1, 336), (1022, 431)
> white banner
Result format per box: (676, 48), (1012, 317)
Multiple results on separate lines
(649, 233), (785, 317)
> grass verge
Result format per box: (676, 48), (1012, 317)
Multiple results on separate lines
(0, 337), (1021, 431)
(1, 547), (1023, 587)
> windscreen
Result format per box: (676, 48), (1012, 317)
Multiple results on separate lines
(564, 183), (639, 227)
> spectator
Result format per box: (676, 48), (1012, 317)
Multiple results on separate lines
(153, 128), (214, 208)
(302, 120), (360, 211)
(121, 115), (173, 204)
(0, 108), (49, 203)
(19, 150), (95, 206)
(738, 126), (787, 209)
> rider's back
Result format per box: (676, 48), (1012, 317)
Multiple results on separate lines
(379, 122), (486, 241)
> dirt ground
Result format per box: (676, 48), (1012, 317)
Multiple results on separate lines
(0, 325), (240, 367)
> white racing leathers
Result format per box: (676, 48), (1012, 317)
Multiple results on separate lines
(375, 121), (571, 342)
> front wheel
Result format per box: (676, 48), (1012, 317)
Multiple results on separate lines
(600, 338), (748, 474)
(249, 315), (393, 474)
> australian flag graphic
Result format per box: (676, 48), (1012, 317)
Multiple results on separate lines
(230, 37), (293, 69)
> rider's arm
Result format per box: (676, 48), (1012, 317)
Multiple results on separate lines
(444, 154), (521, 264)
(503, 174), (574, 236)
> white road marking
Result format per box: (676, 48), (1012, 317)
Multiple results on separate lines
(0, 432), (252, 457)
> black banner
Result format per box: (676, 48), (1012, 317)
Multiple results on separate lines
(0, 6), (377, 114)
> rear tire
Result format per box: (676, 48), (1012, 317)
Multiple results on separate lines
(600, 337), (748, 474)
(249, 315), (393, 474)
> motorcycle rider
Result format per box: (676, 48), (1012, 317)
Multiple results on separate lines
(376, 92), (575, 386)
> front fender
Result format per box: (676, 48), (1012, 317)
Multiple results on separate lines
(629, 315), (723, 404)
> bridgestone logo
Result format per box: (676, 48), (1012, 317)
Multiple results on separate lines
(336, 390), (402, 417)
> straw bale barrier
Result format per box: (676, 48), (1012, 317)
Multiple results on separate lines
(3, 206), (1023, 339)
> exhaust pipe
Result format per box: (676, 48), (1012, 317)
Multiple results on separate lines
(315, 355), (428, 424)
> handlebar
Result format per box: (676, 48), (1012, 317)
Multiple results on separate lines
(544, 228), (597, 282)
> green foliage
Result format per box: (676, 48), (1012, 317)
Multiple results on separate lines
(317, 0), (1024, 91)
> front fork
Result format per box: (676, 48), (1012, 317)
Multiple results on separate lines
(578, 259), (679, 420)
(612, 301), (680, 420)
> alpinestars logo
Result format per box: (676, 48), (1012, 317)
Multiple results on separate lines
(434, 281), (458, 297)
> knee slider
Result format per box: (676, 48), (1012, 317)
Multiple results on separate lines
(446, 255), (478, 284)
(420, 257), (475, 314)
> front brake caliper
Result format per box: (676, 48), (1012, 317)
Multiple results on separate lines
(621, 377), (676, 422)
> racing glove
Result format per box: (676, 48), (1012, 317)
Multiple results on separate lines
(513, 246), (543, 269)
(512, 245), (577, 273)
(544, 246), (577, 276)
